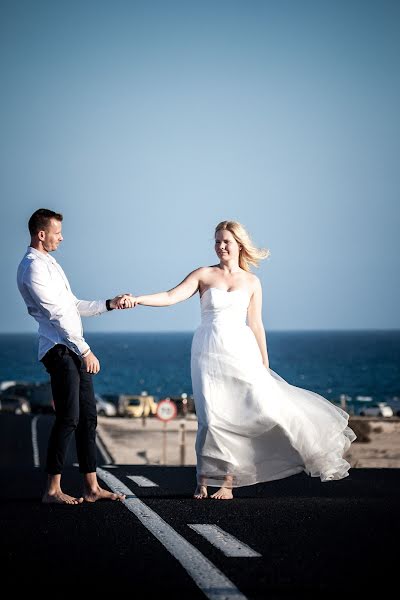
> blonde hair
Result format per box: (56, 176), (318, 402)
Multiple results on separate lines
(215, 221), (270, 272)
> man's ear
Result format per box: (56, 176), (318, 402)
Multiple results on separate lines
(38, 230), (46, 241)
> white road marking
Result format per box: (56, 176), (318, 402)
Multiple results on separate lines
(188, 525), (262, 558)
(96, 433), (113, 465)
(31, 416), (40, 468)
(29, 414), (113, 469)
(127, 475), (159, 487)
(97, 468), (248, 600)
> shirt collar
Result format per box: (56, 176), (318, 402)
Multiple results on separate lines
(27, 246), (57, 264)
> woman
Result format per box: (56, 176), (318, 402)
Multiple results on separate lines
(124, 221), (356, 500)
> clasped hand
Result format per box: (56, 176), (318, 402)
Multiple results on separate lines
(111, 293), (137, 309)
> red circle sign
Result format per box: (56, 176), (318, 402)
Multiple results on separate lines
(156, 399), (177, 422)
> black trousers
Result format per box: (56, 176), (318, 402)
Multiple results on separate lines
(41, 344), (97, 475)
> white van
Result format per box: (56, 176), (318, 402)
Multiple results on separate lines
(358, 402), (393, 417)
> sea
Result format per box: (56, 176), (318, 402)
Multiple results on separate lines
(0, 331), (399, 411)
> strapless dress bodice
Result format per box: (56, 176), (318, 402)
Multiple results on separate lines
(200, 287), (250, 327)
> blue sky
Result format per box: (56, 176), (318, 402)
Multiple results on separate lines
(1, 0), (399, 333)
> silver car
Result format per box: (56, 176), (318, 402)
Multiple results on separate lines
(358, 402), (393, 417)
(95, 394), (117, 417)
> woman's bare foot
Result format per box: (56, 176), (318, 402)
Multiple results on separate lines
(210, 487), (233, 500)
(42, 491), (83, 505)
(83, 485), (126, 503)
(193, 485), (208, 499)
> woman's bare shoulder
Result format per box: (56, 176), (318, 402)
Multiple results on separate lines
(193, 265), (219, 277)
(186, 266), (210, 277)
(245, 272), (262, 292)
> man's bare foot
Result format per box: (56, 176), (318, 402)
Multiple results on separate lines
(210, 487), (233, 500)
(193, 485), (208, 499)
(83, 485), (126, 503)
(42, 491), (83, 505)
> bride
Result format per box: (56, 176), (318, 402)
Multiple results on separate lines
(123, 220), (356, 500)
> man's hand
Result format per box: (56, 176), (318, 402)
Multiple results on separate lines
(83, 351), (100, 374)
(111, 293), (136, 309)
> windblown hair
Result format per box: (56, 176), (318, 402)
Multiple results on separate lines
(215, 220), (270, 272)
(28, 208), (63, 236)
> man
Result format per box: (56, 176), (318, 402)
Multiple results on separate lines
(17, 208), (131, 504)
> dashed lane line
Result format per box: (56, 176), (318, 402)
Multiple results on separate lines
(97, 467), (248, 600)
(188, 524), (262, 558)
(127, 475), (159, 487)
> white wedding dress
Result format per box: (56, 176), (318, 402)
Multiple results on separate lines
(190, 287), (356, 488)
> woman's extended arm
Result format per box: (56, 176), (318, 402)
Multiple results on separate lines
(247, 279), (269, 368)
(134, 269), (202, 307)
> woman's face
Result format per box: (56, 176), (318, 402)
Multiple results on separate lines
(215, 229), (240, 262)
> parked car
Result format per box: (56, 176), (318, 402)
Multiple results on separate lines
(382, 399), (400, 417)
(95, 394), (117, 417)
(119, 393), (158, 418)
(122, 395), (151, 418)
(358, 402), (393, 417)
(0, 380), (17, 392)
(0, 382), (54, 413)
(99, 393), (126, 417)
(0, 394), (31, 414)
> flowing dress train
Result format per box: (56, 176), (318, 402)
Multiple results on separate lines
(190, 287), (356, 487)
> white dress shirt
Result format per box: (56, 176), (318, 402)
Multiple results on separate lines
(17, 247), (108, 360)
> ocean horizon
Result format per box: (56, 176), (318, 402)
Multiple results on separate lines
(1, 330), (399, 409)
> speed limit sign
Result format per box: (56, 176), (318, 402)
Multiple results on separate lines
(156, 399), (177, 422)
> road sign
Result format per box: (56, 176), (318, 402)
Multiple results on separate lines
(156, 399), (177, 422)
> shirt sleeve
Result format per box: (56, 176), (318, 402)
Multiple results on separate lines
(72, 296), (108, 317)
(24, 262), (91, 356)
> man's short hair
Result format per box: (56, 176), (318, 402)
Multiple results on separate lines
(28, 209), (63, 236)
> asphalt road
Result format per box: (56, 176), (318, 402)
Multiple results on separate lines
(0, 414), (397, 599)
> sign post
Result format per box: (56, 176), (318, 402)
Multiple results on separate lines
(179, 422), (186, 466)
(156, 399), (177, 465)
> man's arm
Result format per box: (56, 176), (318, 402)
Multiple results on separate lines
(73, 297), (107, 317)
(72, 294), (134, 316)
(24, 263), (91, 357)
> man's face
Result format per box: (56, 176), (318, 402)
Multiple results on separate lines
(40, 218), (63, 252)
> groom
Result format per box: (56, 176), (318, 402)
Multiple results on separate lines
(17, 208), (132, 504)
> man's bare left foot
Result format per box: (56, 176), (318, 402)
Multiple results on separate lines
(42, 491), (83, 505)
(210, 487), (233, 500)
(84, 486), (126, 502)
